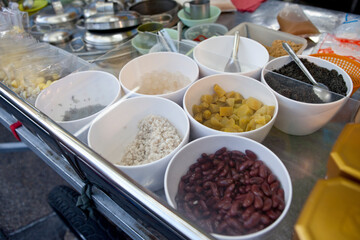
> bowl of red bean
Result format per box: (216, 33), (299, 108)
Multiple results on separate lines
(164, 135), (292, 239)
(261, 55), (353, 135)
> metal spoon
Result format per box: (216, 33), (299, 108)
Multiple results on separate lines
(224, 31), (241, 72)
(177, 21), (183, 52)
(158, 29), (178, 53)
(282, 42), (331, 102)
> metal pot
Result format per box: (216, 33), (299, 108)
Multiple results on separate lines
(128, 0), (179, 26)
(128, 0), (179, 16)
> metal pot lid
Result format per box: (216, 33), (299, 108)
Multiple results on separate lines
(35, 11), (78, 25)
(41, 30), (72, 44)
(85, 11), (141, 31)
(84, 1), (124, 19)
(84, 28), (137, 46)
(34, 4), (82, 25)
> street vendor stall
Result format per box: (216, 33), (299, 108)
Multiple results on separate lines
(1, 0), (360, 239)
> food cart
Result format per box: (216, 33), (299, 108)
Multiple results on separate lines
(1, 1), (359, 239)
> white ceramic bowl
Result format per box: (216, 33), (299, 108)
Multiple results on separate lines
(119, 52), (199, 105)
(164, 135), (292, 240)
(261, 55), (353, 136)
(35, 70), (121, 141)
(88, 96), (190, 191)
(183, 74), (278, 142)
(193, 35), (269, 80)
(177, 5), (221, 28)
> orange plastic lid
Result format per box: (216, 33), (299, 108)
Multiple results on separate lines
(327, 123), (360, 182)
(294, 177), (360, 240)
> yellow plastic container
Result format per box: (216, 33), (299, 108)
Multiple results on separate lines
(294, 177), (360, 240)
(327, 123), (360, 183)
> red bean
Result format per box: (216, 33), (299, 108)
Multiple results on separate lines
(232, 174), (240, 181)
(243, 192), (255, 208)
(203, 174), (215, 182)
(254, 195), (264, 209)
(249, 177), (264, 184)
(198, 199), (208, 211)
(261, 182), (272, 196)
(197, 157), (208, 163)
(202, 169), (212, 175)
(270, 181), (280, 193)
(184, 192), (195, 201)
(253, 160), (263, 168)
(260, 214), (271, 225)
(245, 149), (258, 161)
(195, 186), (202, 193)
(244, 212), (261, 229)
(235, 193), (246, 201)
(216, 161), (225, 171)
(266, 210), (278, 220)
(224, 183), (236, 196)
(278, 188), (285, 199)
(217, 178), (233, 187)
(267, 173), (277, 184)
(272, 194), (285, 210)
(216, 221), (228, 233)
(242, 206), (255, 220)
(226, 217), (243, 230)
(278, 199), (285, 211)
(219, 165), (229, 177)
(262, 197), (272, 211)
(203, 181), (219, 198)
(229, 200), (242, 216)
(201, 162), (213, 171)
(251, 184), (264, 197)
(272, 194), (279, 208)
(245, 185), (252, 193)
(231, 150), (245, 157)
(215, 198), (232, 210)
(206, 197), (218, 208)
(259, 164), (268, 178)
(239, 160), (253, 171)
(249, 168), (259, 177)
(215, 147), (227, 156)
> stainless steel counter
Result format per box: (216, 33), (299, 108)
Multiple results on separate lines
(2, 1), (360, 239)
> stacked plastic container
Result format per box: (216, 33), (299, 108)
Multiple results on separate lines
(293, 123), (360, 240)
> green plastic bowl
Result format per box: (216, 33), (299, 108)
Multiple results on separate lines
(178, 5), (221, 27)
(131, 28), (178, 55)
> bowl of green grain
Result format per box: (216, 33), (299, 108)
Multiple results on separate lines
(88, 96), (190, 192)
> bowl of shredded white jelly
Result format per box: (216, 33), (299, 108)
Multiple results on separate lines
(119, 52), (199, 105)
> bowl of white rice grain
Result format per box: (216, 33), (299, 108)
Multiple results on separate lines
(119, 52), (199, 106)
(88, 96), (190, 191)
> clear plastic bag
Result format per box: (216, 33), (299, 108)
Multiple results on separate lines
(277, 4), (320, 37)
(312, 14), (360, 62)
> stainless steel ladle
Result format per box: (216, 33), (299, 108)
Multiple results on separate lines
(282, 42), (331, 102)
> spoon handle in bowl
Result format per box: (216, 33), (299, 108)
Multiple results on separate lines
(282, 42), (319, 87)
